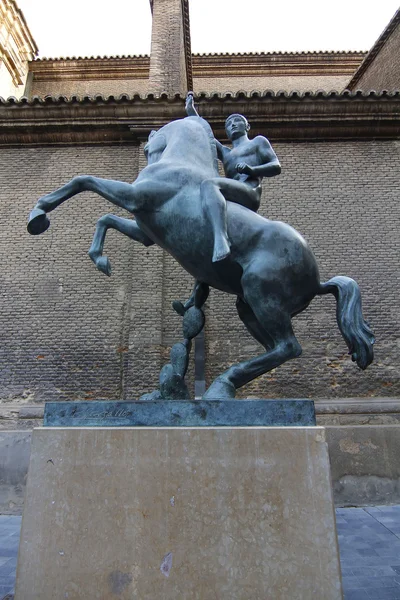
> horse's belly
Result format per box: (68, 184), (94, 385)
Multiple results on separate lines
(135, 212), (243, 296)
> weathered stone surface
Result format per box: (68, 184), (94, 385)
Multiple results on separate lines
(16, 427), (342, 599)
(316, 397), (400, 426)
(326, 425), (400, 506)
(0, 431), (31, 514)
(43, 399), (316, 427)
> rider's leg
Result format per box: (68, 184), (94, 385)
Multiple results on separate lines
(217, 178), (261, 212)
(200, 178), (261, 262)
(200, 179), (231, 262)
(89, 215), (154, 276)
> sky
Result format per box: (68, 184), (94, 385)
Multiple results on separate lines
(17, 0), (400, 58)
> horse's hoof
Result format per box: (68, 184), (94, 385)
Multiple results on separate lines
(27, 208), (50, 235)
(203, 376), (236, 400)
(96, 256), (111, 276)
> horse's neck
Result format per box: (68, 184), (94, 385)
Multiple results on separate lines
(162, 118), (219, 177)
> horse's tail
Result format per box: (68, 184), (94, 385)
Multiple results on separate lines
(318, 276), (374, 370)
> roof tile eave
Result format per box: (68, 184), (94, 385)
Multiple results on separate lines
(33, 54), (150, 62)
(3, 89), (400, 105)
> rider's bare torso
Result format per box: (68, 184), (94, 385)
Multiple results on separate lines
(217, 137), (264, 189)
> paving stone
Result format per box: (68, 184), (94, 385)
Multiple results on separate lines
(365, 588), (400, 599)
(345, 591), (372, 600)
(4, 507), (400, 597)
(356, 576), (400, 588)
(0, 561), (16, 577)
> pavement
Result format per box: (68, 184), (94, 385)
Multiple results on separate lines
(337, 505), (400, 599)
(1, 506), (400, 599)
(0, 516), (19, 600)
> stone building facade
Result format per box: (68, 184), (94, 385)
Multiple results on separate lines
(0, 0), (399, 418)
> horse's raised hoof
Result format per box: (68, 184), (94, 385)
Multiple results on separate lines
(203, 376), (236, 400)
(27, 208), (50, 235)
(96, 256), (111, 276)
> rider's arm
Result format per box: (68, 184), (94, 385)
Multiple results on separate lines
(185, 93), (199, 117)
(215, 139), (230, 161)
(253, 137), (281, 177)
(185, 93), (229, 163)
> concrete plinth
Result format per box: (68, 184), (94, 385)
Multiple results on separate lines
(15, 427), (342, 599)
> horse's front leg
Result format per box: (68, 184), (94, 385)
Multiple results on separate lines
(28, 176), (145, 235)
(88, 214), (154, 276)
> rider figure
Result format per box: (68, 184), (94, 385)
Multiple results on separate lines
(185, 92), (281, 262)
(173, 94), (282, 316)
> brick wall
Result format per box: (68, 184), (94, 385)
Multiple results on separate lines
(0, 139), (398, 404)
(0, 144), (165, 403)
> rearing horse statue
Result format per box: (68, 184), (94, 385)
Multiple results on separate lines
(27, 115), (374, 399)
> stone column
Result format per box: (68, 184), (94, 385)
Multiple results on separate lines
(149, 0), (193, 95)
(0, 0), (38, 98)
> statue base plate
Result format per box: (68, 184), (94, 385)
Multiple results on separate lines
(43, 399), (316, 427)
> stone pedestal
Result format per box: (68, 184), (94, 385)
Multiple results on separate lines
(15, 427), (342, 599)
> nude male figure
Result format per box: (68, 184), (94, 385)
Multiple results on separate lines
(173, 94), (281, 316)
(185, 93), (281, 262)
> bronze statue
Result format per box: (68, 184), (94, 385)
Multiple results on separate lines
(27, 96), (374, 400)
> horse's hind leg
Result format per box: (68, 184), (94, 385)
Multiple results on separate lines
(88, 214), (154, 276)
(204, 295), (302, 399)
(236, 297), (272, 349)
(28, 176), (144, 235)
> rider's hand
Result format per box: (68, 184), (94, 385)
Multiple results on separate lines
(236, 163), (254, 176)
(185, 93), (194, 112)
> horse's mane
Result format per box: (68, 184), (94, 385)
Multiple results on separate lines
(193, 117), (219, 175)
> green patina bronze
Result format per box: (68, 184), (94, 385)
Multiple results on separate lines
(44, 400), (316, 428)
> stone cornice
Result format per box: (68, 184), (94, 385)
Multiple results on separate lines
(192, 51), (366, 78)
(29, 51), (365, 84)
(347, 8), (400, 90)
(30, 56), (150, 82)
(0, 91), (398, 145)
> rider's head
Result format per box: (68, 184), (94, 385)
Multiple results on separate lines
(225, 114), (250, 140)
